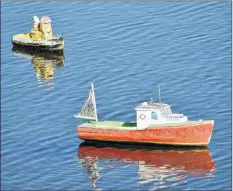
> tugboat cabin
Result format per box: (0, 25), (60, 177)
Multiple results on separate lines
(135, 100), (188, 129)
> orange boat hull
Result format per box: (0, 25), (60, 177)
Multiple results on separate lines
(77, 121), (214, 146)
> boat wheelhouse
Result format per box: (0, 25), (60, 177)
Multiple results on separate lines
(135, 101), (188, 129)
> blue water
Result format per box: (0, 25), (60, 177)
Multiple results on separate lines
(1, 1), (232, 190)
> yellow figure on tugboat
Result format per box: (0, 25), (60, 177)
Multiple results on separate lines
(29, 16), (43, 40)
(39, 16), (53, 40)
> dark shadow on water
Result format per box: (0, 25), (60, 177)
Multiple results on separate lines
(12, 46), (65, 90)
(77, 141), (216, 190)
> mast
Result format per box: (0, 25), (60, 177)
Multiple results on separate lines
(91, 83), (98, 121)
(158, 85), (161, 103)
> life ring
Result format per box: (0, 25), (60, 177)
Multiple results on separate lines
(140, 113), (146, 120)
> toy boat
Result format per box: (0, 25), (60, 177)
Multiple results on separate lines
(75, 83), (214, 146)
(12, 16), (64, 53)
(78, 142), (215, 188)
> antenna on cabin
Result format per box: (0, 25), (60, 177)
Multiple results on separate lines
(158, 85), (161, 103)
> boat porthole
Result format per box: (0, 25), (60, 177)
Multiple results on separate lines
(140, 113), (146, 120)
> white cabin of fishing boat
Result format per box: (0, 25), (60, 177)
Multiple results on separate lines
(135, 99), (188, 129)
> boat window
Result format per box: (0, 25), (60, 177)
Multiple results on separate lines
(168, 107), (172, 114)
(152, 112), (157, 120)
(160, 109), (166, 117)
(160, 107), (171, 117)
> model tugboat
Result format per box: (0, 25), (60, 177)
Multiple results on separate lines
(75, 83), (214, 146)
(12, 16), (64, 53)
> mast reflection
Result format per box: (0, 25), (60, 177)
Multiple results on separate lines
(78, 141), (215, 190)
(12, 47), (64, 90)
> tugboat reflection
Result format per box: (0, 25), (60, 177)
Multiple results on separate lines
(78, 141), (215, 190)
(12, 47), (64, 90)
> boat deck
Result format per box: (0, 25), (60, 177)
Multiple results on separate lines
(79, 120), (210, 130)
(13, 33), (31, 40)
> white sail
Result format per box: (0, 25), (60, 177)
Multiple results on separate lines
(74, 83), (98, 121)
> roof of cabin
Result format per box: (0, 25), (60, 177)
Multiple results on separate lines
(135, 102), (171, 110)
(40, 16), (51, 24)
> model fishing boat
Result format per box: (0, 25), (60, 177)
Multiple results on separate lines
(75, 83), (214, 146)
(12, 16), (64, 52)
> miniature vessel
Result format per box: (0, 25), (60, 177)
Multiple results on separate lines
(78, 142), (215, 188)
(75, 83), (214, 146)
(12, 16), (64, 52)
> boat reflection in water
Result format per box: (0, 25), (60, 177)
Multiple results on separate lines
(12, 47), (64, 90)
(78, 141), (215, 190)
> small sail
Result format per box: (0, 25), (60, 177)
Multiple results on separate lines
(74, 83), (98, 121)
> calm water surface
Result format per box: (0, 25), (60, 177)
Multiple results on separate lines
(1, 1), (232, 190)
